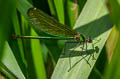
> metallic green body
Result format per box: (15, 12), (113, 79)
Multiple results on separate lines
(14, 8), (85, 42)
(15, 35), (74, 40)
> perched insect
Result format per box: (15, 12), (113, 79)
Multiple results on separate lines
(13, 8), (93, 52)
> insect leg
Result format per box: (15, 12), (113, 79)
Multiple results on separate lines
(67, 41), (81, 70)
(92, 42), (94, 50)
(82, 42), (85, 52)
(64, 41), (78, 55)
(85, 41), (88, 52)
(64, 42), (67, 55)
(93, 38), (101, 44)
(80, 42), (84, 52)
(92, 42), (96, 60)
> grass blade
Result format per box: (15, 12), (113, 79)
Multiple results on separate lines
(1, 42), (25, 79)
(17, 0), (47, 78)
(103, 0), (120, 79)
(31, 28), (47, 79)
(51, 0), (113, 79)
(54, 0), (64, 24)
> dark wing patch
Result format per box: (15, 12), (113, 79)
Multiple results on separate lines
(27, 8), (77, 37)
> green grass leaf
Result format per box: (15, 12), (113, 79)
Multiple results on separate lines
(54, 0), (64, 24)
(0, 42), (25, 79)
(30, 28), (47, 79)
(103, 0), (120, 79)
(17, 0), (47, 79)
(48, 0), (57, 18)
(64, 0), (86, 27)
(0, 0), (15, 53)
(51, 0), (113, 79)
(0, 0), (26, 78)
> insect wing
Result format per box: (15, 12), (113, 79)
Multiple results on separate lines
(28, 8), (77, 37)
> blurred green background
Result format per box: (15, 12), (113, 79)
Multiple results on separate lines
(0, 0), (120, 79)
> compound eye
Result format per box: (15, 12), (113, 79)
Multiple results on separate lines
(87, 37), (92, 43)
(88, 39), (92, 43)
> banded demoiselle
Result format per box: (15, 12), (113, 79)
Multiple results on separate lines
(13, 8), (93, 52)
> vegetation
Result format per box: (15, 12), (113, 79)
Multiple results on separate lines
(0, 0), (120, 79)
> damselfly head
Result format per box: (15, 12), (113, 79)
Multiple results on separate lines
(87, 37), (92, 43)
(74, 33), (81, 41)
